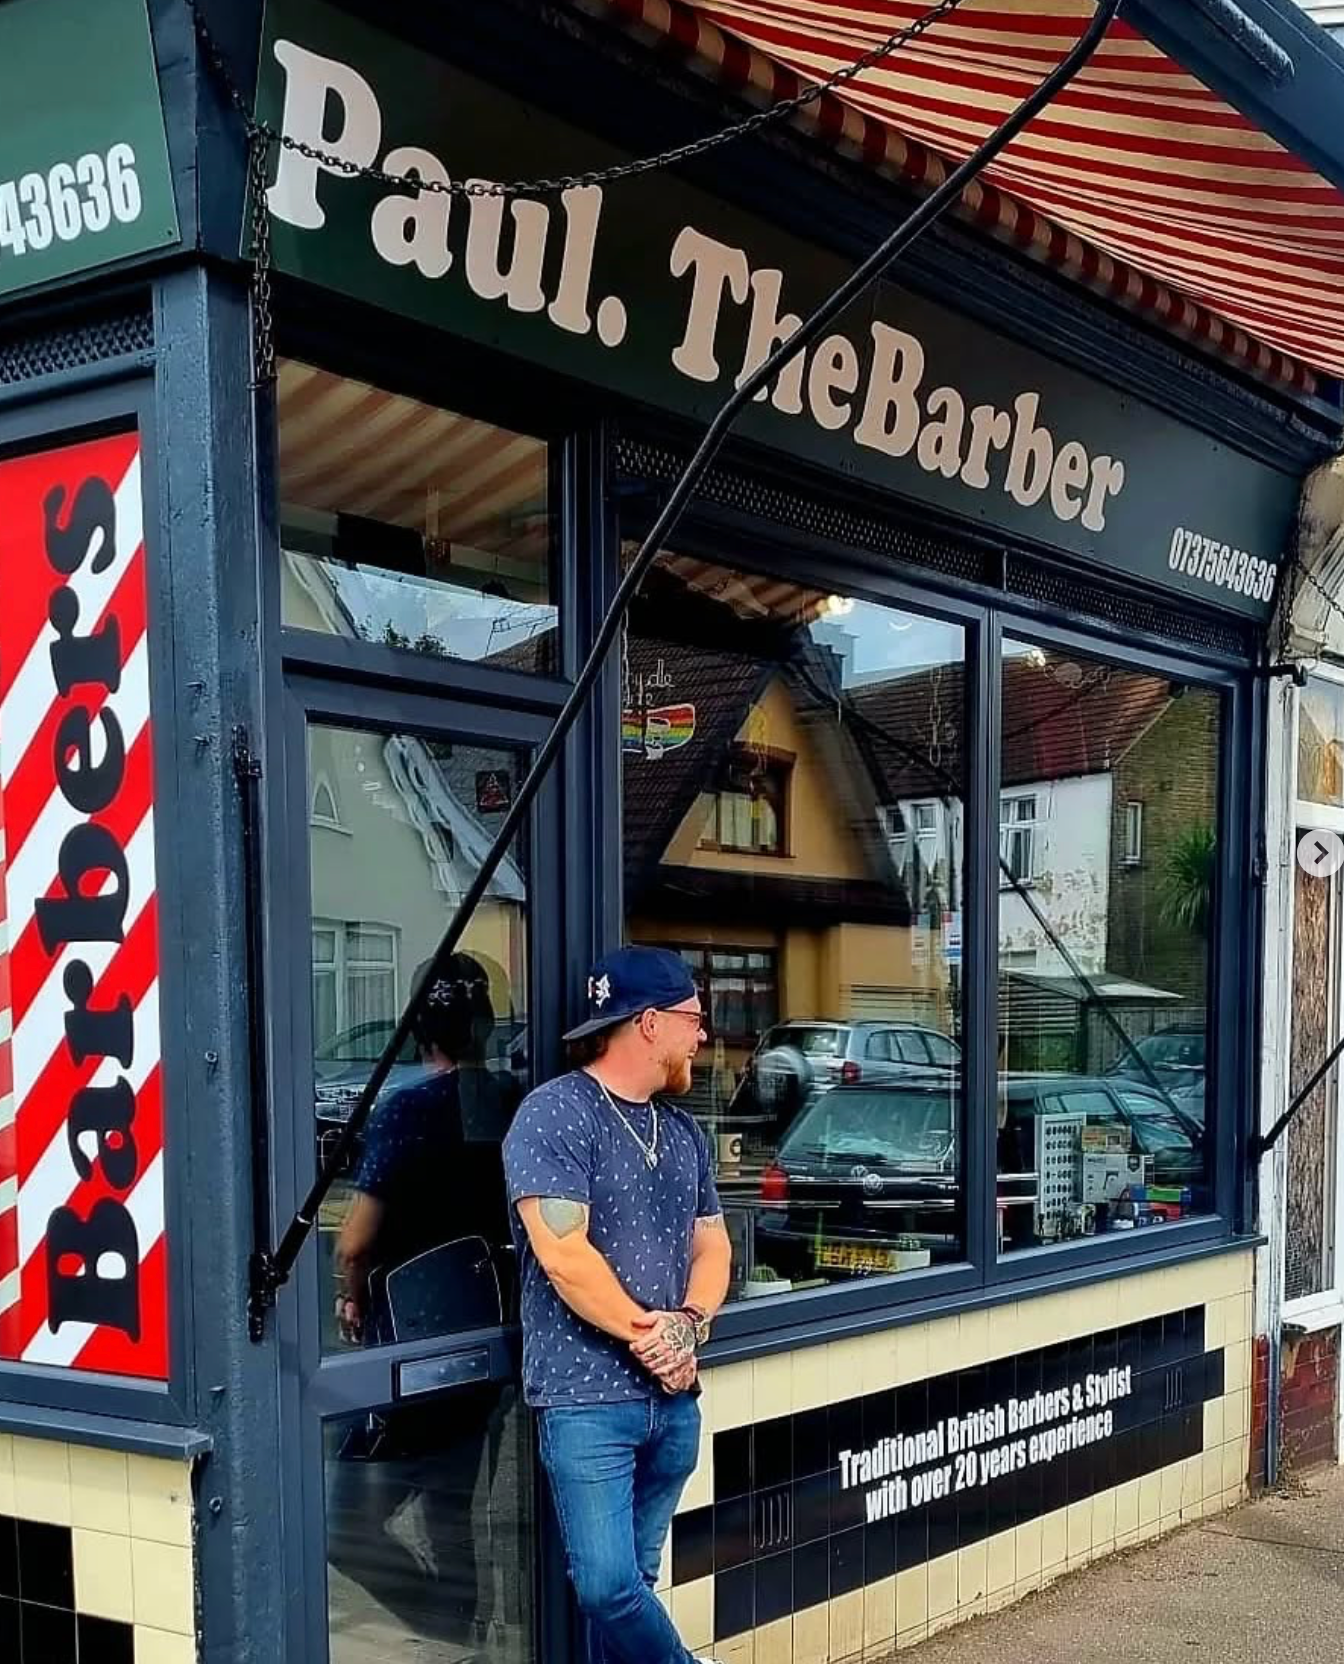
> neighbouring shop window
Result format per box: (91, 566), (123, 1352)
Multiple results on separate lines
(996, 640), (1218, 1255)
(308, 722), (530, 1354)
(276, 359), (559, 673)
(620, 545), (966, 1303)
(1299, 675), (1344, 807)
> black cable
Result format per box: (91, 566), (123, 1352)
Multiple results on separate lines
(251, 0), (1127, 1326)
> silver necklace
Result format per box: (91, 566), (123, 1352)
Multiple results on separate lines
(591, 1076), (660, 1169)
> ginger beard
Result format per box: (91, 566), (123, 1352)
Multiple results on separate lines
(654, 1015), (701, 1097)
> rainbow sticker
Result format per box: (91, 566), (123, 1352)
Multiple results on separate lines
(623, 702), (697, 760)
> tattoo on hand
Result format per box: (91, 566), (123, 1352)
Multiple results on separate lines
(539, 1197), (587, 1238)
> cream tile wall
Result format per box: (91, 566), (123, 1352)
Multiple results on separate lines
(682, 1249), (1253, 1662)
(0, 1434), (196, 1663)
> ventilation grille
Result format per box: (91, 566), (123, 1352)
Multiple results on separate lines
(615, 434), (989, 587)
(1005, 554), (1252, 658)
(616, 433), (1256, 659)
(0, 302), (153, 386)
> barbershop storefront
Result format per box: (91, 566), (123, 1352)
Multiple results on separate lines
(2, 2), (1343, 1663)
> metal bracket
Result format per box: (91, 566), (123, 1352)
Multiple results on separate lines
(1258, 661), (1308, 686)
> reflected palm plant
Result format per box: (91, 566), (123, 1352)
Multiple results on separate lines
(1161, 824), (1216, 937)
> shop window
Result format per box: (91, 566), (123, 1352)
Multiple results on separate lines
(620, 544), (965, 1303)
(276, 359), (559, 673)
(996, 640), (1218, 1255)
(699, 750), (791, 855)
(308, 723), (530, 1356)
(1299, 676), (1344, 807)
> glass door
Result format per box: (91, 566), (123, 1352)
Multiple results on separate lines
(283, 689), (559, 1664)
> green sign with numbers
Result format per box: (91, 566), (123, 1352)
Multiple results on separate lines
(0, 0), (178, 301)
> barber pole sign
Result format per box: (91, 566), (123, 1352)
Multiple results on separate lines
(0, 430), (167, 1379)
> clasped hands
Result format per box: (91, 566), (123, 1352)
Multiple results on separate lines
(630, 1308), (698, 1393)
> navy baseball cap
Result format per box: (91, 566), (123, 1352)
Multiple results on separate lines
(564, 947), (699, 1042)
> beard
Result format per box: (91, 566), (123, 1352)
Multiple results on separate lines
(661, 1052), (696, 1096)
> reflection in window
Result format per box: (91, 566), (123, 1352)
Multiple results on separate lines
(620, 547), (966, 1301)
(996, 642), (1218, 1254)
(309, 724), (530, 1353)
(277, 360), (558, 673)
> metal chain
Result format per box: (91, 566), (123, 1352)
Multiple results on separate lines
(246, 127), (277, 386)
(186, 0), (967, 201)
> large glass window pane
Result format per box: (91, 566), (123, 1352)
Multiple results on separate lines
(996, 641), (1218, 1254)
(621, 548), (966, 1301)
(278, 360), (559, 673)
(309, 724), (530, 1353)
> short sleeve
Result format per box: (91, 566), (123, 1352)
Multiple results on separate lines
(693, 1120), (722, 1220)
(503, 1082), (596, 1208)
(353, 1092), (411, 1202)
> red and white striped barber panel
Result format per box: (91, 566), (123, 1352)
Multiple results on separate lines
(683, 0), (1344, 376)
(0, 431), (167, 1380)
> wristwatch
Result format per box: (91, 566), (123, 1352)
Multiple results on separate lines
(680, 1304), (712, 1348)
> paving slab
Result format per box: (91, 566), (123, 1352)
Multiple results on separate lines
(881, 1469), (1344, 1664)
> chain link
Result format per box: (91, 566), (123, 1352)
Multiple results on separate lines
(188, 0), (967, 200)
(246, 128), (277, 386)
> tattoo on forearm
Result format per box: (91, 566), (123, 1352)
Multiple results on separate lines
(694, 1213), (728, 1237)
(539, 1197), (587, 1238)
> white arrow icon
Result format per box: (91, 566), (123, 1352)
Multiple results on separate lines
(1297, 829), (1344, 878)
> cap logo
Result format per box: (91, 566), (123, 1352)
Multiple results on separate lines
(590, 973), (612, 1008)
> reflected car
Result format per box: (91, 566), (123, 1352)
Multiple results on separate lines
(1106, 1025), (1205, 1088)
(755, 1074), (1205, 1282)
(755, 1077), (962, 1280)
(729, 1019), (960, 1130)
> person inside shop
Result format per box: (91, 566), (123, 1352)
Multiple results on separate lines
(503, 946), (733, 1664)
(328, 953), (518, 1648)
(335, 952), (516, 1345)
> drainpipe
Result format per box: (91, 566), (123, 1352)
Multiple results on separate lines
(246, 0), (1128, 1328)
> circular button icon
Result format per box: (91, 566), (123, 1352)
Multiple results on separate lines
(1297, 828), (1344, 878)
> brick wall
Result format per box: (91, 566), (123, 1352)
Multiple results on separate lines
(1250, 1328), (1340, 1487)
(1281, 1329), (1340, 1475)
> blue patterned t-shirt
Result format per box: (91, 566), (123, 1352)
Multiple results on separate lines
(503, 1070), (720, 1408)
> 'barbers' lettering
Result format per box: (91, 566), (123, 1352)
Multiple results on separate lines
(39, 472), (142, 1342)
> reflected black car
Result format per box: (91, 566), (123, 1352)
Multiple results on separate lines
(755, 1078), (962, 1280)
(755, 1074), (1205, 1283)
(1106, 1025), (1205, 1089)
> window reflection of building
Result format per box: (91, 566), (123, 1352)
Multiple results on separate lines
(621, 549), (966, 1297)
(994, 644), (1220, 1251)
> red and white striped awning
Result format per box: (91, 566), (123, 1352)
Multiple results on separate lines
(580, 0), (1344, 391)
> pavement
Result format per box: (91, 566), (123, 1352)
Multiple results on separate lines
(895, 1466), (1344, 1664)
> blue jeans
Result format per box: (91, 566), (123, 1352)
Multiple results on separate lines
(539, 1394), (702, 1664)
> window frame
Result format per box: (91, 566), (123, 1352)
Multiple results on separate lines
(1124, 799), (1145, 865)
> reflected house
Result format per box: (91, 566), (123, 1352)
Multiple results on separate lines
(306, 718), (527, 1064)
(868, 650), (1215, 1073)
(622, 562), (926, 1121)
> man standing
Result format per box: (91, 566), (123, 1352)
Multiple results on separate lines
(504, 947), (732, 1664)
